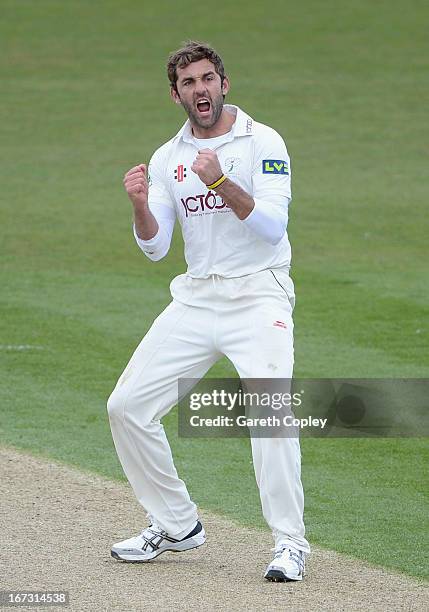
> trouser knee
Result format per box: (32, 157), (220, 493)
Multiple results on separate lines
(107, 389), (120, 421)
(107, 385), (154, 429)
(107, 387), (133, 424)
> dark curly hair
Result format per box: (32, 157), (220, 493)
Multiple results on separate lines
(167, 40), (225, 91)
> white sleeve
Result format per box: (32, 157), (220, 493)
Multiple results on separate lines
(242, 197), (290, 245)
(242, 128), (291, 245)
(147, 143), (176, 210)
(134, 203), (176, 261)
(134, 144), (177, 261)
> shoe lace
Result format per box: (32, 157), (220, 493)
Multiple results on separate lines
(142, 514), (169, 538)
(138, 521), (170, 552)
(141, 522), (166, 537)
(272, 546), (304, 569)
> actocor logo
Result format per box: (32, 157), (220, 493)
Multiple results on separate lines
(181, 192), (229, 218)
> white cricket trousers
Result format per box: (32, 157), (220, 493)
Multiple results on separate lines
(107, 267), (310, 553)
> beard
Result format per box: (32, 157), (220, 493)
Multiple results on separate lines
(179, 91), (224, 131)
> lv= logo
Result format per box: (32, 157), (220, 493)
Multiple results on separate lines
(262, 159), (289, 175)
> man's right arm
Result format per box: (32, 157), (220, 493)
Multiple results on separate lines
(123, 163), (175, 261)
(123, 164), (158, 239)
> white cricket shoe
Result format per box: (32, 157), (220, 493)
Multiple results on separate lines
(111, 520), (205, 562)
(264, 545), (306, 582)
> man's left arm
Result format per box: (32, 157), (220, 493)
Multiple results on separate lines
(191, 133), (290, 245)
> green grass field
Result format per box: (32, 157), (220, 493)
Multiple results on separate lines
(1, 0), (428, 580)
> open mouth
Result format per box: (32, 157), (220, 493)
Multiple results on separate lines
(196, 98), (211, 115)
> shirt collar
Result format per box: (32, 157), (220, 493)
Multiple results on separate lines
(174, 104), (254, 144)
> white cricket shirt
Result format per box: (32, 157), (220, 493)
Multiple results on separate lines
(138, 105), (293, 279)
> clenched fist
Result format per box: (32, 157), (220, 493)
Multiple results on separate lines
(123, 164), (148, 208)
(191, 149), (223, 186)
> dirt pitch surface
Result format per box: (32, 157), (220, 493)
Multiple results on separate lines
(0, 447), (427, 611)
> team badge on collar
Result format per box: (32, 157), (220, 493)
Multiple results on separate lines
(174, 164), (187, 182)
